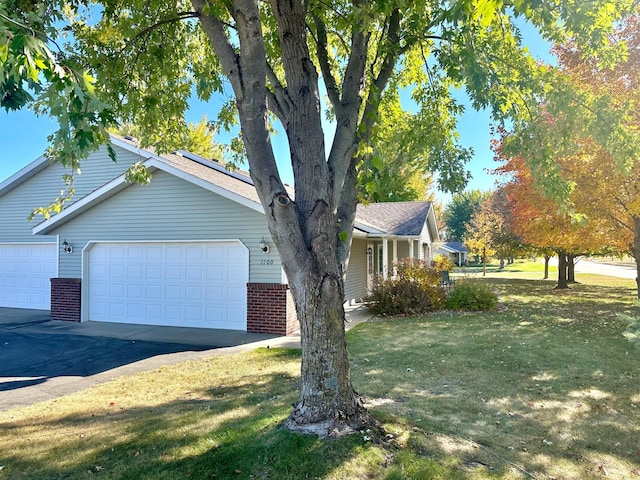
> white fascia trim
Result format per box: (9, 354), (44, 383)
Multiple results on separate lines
(108, 135), (165, 161)
(353, 221), (385, 235)
(0, 241), (56, 245)
(365, 234), (420, 241)
(427, 204), (440, 242)
(0, 155), (49, 197)
(33, 157), (264, 235)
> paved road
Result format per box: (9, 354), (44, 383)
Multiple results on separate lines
(548, 257), (637, 279)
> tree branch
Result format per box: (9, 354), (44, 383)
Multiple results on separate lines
(192, 0), (244, 96)
(265, 61), (291, 123)
(359, 8), (405, 147)
(119, 12), (200, 55)
(313, 13), (342, 115)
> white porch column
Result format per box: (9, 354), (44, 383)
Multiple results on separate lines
(382, 238), (389, 279)
(392, 239), (398, 278)
(408, 239), (414, 261)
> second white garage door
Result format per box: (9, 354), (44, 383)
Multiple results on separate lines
(87, 241), (248, 330)
(0, 243), (57, 310)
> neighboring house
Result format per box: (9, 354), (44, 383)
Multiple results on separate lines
(0, 136), (440, 335)
(435, 241), (468, 266)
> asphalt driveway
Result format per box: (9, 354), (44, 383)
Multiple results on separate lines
(0, 305), (371, 412)
(0, 308), (281, 411)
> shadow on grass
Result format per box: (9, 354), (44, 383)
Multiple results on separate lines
(0, 369), (358, 479)
(0, 347), (470, 480)
(349, 277), (640, 479)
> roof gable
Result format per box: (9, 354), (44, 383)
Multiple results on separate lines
(33, 150), (265, 235)
(439, 242), (468, 253)
(355, 201), (434, 237)
(30, 136), (440, 239)
(0, 155), (49, 199)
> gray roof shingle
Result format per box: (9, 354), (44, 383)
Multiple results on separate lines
(355, 201), (432, 236)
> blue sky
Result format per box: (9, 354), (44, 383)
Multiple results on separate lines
(0, 23), (552, 202)
(0, 89), (501, 201)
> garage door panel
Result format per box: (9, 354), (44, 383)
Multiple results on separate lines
(146, 264), (162, 279)
(166, 265), (183, 280)
(127, 264), (144, 279)
(186, 288), (202, 301)
(88, 242), (248, 329)
(206, 286), (224, 302)
(165, 305), (182, 321)
(108, 246), (126, 260)
(109, 264), (125, 279)
(0, 244), (56, 310)
(185, 265), (203, 281)
(146, 285), (162, 299)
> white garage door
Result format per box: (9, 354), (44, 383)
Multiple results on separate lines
(0, 244), (57, 310)
(87, 241), (248, 329)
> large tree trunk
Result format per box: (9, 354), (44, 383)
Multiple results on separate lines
(482, 247), (487, 276)
(556, 252), (570, 289)
(283, 271), (370, 435)
(195, 0), (374, 437)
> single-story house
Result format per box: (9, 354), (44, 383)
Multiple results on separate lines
(0, 135), (440, 335)
(435, 241), (468, 266)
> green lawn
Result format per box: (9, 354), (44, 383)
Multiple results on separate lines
(1, 266), (639, 479)
(456, 259), (556, 277)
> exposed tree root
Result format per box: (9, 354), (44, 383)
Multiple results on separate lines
(282, 396), (378, 439)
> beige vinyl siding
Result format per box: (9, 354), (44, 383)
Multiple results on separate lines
(70, 145), (143, 199)
(50, 170), (281, 283)
(344, 237), (369, 302)
(419, 223), (433, 262)
(0, 144), (141, 244)
(395, 239), (416, 260)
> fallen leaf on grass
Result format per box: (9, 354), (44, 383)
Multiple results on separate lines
(597, 463), (609, 476)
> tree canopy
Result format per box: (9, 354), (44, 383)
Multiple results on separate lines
(2, 0), (636, 436)
(495, 6), (640, 293)
(443, 189), (492, 241)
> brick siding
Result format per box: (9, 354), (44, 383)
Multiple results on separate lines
(50, 278), (81, 322)
(247, 283), (299, 335)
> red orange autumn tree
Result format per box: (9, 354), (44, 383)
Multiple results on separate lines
(497, 8), (640, 293)
(494, 138), (625, 289)
(551, 12), (640, 295)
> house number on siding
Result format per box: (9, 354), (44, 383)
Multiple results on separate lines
(261, 259), (275, 265)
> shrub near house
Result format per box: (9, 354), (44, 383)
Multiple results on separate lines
(367, 259), (446, 316)
(366, 259), (499, 315)
(445, 281), (499, 311)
